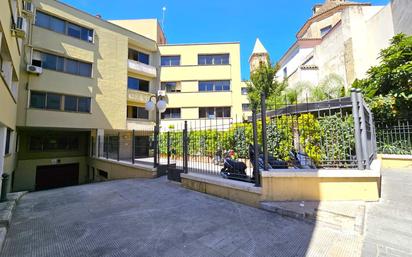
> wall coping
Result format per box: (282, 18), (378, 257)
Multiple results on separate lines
(91, 157), (157, 172)
(379, 154), (412, 160)
(262, 159), (381, 178)
(181, 173), (262, 194)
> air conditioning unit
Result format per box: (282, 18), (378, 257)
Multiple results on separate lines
(27, 64), (43, 74)
(157, 90), (166, 96)
(14, 16), (27, 38)
(23, 1), (35, 14)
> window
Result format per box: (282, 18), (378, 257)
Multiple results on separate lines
(198, 54), (229, 65)
(198, 81), (230, 92)
(29, 135), (79, 152)
(161, 108), (181, 119)
(199, 107), (230, 119)
(161, 82), (181, 92)
(128, 49), (149, 65)
(5, 129), (11, 155)
(34, 51), (92, 77)
(46, 93), (61, 110)
(128, 77), (149, 92)
(127, 106), (149, 119)
(35, 11), (94, 42)
(283, 67), (288, 78)
(98, 170), (108, 179)
(64, 95), (77, 112)
(31, 91), (91, 113)
(161, 56), (180, 66)
(242, 103), (250, 111)
(320, 25), (332, 37)
(241, 87), (248, 95)
(30, 91), (46, 109)
(78, 97), (91, 113)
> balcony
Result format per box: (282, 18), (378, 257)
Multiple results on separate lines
(127, 89), (152, 103)
(128, 60), (157, 78)
(127, 119), (155, 130)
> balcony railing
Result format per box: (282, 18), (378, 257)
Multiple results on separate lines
(128, 59), (157, 78)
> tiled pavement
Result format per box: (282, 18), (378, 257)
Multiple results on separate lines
(1, 177), (362, 257)
(362, 168), (412, 257)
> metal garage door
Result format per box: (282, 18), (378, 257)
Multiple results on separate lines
(35, 163), (79, 191)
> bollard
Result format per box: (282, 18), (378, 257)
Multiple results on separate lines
(0, 173), (9, 202)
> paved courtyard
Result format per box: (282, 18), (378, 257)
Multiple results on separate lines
(1, 177), (361, 257)
(362, 168), (412, 257)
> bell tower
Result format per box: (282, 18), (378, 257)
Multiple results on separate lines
(249, 38), (268, 74)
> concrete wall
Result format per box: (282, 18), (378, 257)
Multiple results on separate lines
(181, 174), (262, 208)
(261, 170), (381, 201)
(13, 130), (89, 191)
(14, 156), (89, 191)
(89, 158), (157, 180)
(391, 0), (412, 35)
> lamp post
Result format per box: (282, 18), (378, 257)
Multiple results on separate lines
(145, 94), (167, 168)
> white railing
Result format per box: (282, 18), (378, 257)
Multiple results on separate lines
(127, 59), (157, 77)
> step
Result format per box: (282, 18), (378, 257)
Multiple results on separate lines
(260, 201), (366, 234)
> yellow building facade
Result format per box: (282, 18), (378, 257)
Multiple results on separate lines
(158, 43), (244, 129)
(0, 0), (246, 192)
(0, 0), (24, 193)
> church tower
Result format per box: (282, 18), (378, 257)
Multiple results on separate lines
(249, 38), (269, 74)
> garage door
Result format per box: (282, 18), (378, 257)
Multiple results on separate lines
(35, 163), (79, 191)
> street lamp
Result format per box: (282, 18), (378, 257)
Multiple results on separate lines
(145, 94), (167, 167)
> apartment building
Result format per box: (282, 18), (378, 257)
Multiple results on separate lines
(0, 0), (23, 194)
(11, 0), (162, 191)
(157, 43), (244, 129)
(0, 0), (247, 192)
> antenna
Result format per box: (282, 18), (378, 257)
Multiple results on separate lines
(161, 6), (166, 29)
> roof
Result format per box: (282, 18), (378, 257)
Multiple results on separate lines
(297, 0), (370, 38)
(252, 38), (268, 54)
(313, 0), (368, 17)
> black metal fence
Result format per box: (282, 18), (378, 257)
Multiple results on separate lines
(90, 90), (380, 185)
(161, 118), (254, 180)
(255, 89), (376, 170)
(96, 128), (162, 166)
(375, 120), (412, 155)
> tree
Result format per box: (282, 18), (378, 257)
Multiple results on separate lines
(353, 33), (412, 121)
(246, 57), (286, 110)
(310, 74), (346, 101)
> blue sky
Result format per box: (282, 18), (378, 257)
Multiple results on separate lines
(62, 0), (389, 79)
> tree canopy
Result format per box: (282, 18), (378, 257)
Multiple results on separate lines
(246, 57), (286, 110)
(353, 33), (412, 121)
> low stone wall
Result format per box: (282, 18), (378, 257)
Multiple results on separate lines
(89, 158), (157, 180)
(261, 171), (381, 201)
(181, 173), (261, 208)
(379, 154), (412, 169)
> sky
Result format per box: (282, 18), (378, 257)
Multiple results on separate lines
(61, 0), (389, 79)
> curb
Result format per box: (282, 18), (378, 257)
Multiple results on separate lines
(0, 191), (28, 252)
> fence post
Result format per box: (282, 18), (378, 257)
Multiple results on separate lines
(252, 109), (260, 187)
(106, 136), (109, 159)
(351, 89), (364, 169)
(117, 132), (120, 161)
(167, 131), (170, 166)
(260, 92), (269, 171)
(132, 130), (135, 164)
(357, 90), (370, 169)
(97, 136), (100, 158)
(183, 121), (188, 173)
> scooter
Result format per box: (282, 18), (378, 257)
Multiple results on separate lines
(248, 144), (288, 169)
(220, 150), (250, 181)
